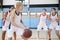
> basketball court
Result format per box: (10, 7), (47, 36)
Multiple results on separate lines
(0, 0), (60, 40)
(0, 29), (59, 40)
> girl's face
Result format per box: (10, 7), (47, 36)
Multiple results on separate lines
(51, 9), (56, 15)
(42, 10), (46, 16)
(42, 10), (46, 14)
(18, 5), (23, 11)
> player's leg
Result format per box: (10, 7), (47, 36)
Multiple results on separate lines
(2, 26), (7, 40)
(55, 30), (60, 39)
(37, 31), (40, 39)
(14, 32), (16, 40)
(7, 30), (12, 40)
(47, 24), (53, 40)
(6, 27), (14, 40)
(47, 29), (52, 40)
(2, 31), (6, 40)
(43, 25), (48, 39)
(55, 26), (60, 39)
(14, 27), (22, 40)
(8, 32), (16, 40)
(37, 25), (42, 39)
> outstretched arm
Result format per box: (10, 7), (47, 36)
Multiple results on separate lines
(55, 16), (59, 22)
(20, 14), (28, 28)
(47, 15), (52, 22)
(37, 14), (41, 25)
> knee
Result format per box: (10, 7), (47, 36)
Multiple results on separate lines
(47, 30), (51, 34)
(55, 30), (59, 34)
(14, 32), (16, 37)
(2, 31), (6, 35)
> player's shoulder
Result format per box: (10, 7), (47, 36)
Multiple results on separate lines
(10, 9), (16, 17)
(11, 9), (15, 14)
(11, 9), (15, 13)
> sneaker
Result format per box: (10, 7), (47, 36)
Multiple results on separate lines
(49, 38), (51, 40)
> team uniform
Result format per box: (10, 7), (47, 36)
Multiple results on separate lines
(2, 11), (11, 31)
(7, 10), (24, 38)
(49, 13), (60, 30)
(37, 14), (48, 31)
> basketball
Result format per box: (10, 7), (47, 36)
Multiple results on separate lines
(22, 29), (32, 38)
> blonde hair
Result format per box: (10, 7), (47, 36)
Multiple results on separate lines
(16, 2), (23, 8)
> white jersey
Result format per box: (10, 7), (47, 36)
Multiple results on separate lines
(5, 12), (10, 23)
(39, 14), (47, 24)
(2, 11), (11, 31)
(50, 13), (58, 24)
(11, 11), (24, 28)
(7, 11), (24, 38)
(4, 12), (10, 26)
(49, 13), (59, 30)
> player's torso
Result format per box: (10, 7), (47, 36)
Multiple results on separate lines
(50, 13), (58, 25)
(11, 10), (22, 28)
(14, 13), (21, 26)
(50, 13), (57, 23)
(39, 14), (47, 23)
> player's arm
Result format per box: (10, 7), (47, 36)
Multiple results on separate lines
(2, 12), (7, 21)
(47, 15), (52, 22)
(37, 14), (41, 25)
(2, 12), (7, 25)
(20, 13), (28, 28)
(55, 16), (59, 22)
(10, 11), (20, 28)
(58, 15), (60, 20)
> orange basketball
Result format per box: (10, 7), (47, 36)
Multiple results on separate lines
(22, 29), (32, 38)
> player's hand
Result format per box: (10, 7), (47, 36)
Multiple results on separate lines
(55, 17), (59, 22)
(51, 20), (55, 22)
(26, 27), (29, 29)
(16, 26), (20, 28)
(24, 27), (29, 29)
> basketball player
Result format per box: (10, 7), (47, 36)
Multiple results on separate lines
(2, 6), (15, 40)
(7, 2), (28, 40)
(37, 9), (48, 39)
(58, 13), (60, 39)
(47, 8), (60, 40)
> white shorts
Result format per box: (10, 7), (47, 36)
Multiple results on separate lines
(49, 23), (60, 30)
(6, 26), (24, 38)
(2, 21), (10, 31)
(37, 23), (48, 31)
